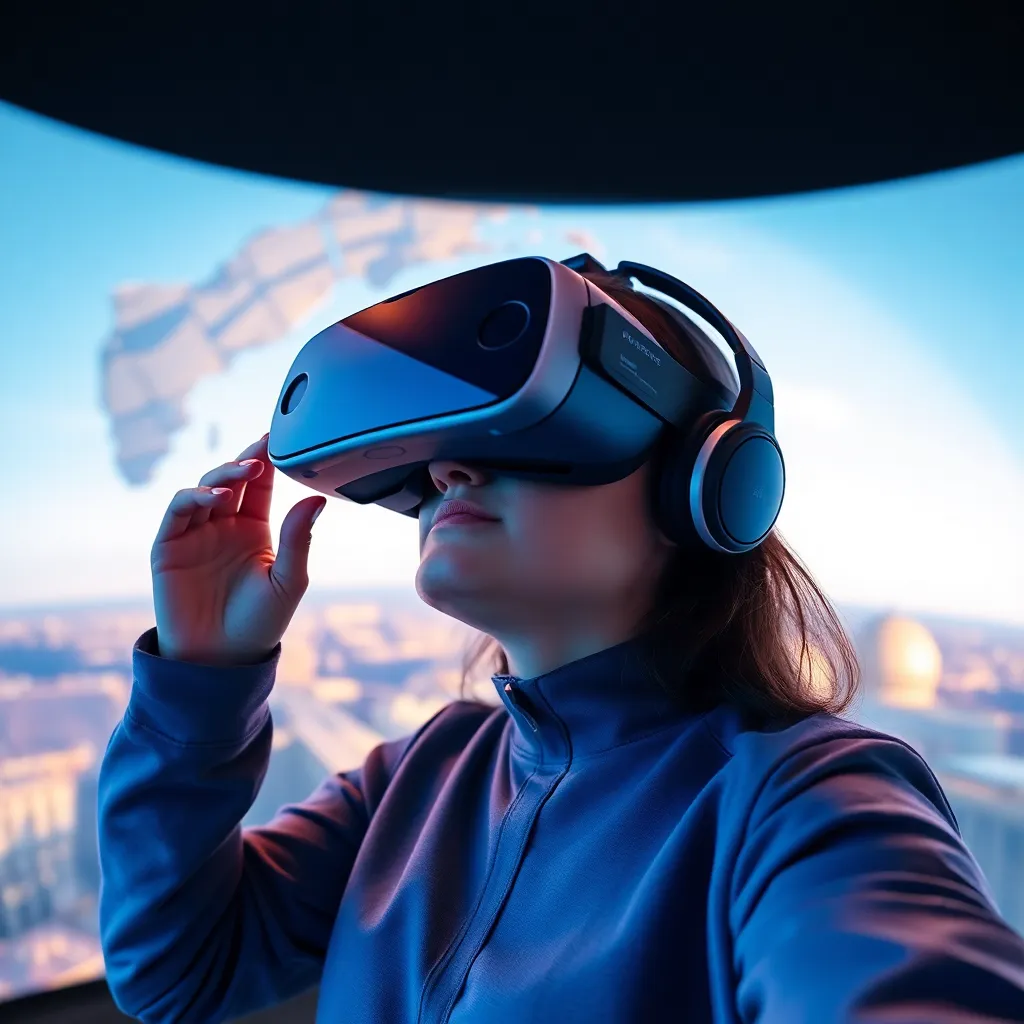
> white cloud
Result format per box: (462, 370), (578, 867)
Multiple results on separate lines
(774, 382), (857, 431)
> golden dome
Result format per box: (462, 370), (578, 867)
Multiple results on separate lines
(868, 615), (943, 708)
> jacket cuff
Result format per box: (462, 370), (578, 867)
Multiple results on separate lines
(127, 627), (282, 746)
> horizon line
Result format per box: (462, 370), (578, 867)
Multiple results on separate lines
(0, 588), (1021, 636)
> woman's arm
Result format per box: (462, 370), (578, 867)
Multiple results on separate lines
(98, 628), (422, 1024)
(730, 731), (1024, 1023)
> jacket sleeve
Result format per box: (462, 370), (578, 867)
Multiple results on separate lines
(730, 730), (1024, 1023)
(98, 627), (425, 1024)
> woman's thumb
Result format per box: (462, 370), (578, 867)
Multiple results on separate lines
(272, 496), (327, 594)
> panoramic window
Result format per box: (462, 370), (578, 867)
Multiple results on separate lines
(0, 100), (1022, 1003)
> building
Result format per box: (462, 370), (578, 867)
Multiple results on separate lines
(243, 689), (387, 828)
(0, 744), (94, 940)
(855, 701), (1015, 764)
(856, 613), (944, 710)
(0, 674), (125, 765)
(936, 755), (1024, 936)
(72, 769), (100, 897)
(850, 611), (1024, 937)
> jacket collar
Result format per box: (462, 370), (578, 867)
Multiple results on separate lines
(491, 630), (700, 764)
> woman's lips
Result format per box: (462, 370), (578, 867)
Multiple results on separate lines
(432, 512), (499, 529)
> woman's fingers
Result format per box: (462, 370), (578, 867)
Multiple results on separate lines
(154, 434), (275, 543)
(196, 454), (266, 491)
(208, 460), (265, 519)
(235, 433), (270, 464)
(154, 486), (233, 545)
(198, 436), (269, 519)
(237, 435), (276, 524)
(270, 496), (328, 596)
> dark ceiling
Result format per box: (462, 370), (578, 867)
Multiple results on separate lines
(2, 3), (1022, 202)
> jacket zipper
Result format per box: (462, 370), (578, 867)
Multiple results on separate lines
(502, 680), (539, 732)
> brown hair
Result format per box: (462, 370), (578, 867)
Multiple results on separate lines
(459, 268), (860, 720)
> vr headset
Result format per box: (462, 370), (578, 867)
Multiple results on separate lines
(267, 253), (785, 554)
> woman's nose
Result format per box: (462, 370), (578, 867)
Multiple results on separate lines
(427, 460), (490, 493)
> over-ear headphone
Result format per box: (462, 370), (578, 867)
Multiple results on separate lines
(563, 254), (786, 554)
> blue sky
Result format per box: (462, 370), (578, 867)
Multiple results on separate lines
(0, 101), (1021, 624)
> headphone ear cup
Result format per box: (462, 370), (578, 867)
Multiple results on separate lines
(650, 412), (724, 548)
(652, 415), (786, 553)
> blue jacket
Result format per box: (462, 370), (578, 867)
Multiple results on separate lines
(98, 627), (1024, 1023)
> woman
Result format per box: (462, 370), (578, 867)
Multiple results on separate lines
(98, 267), (1024, 1023)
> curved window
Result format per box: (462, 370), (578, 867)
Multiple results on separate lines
(0, 99), (1022, 1003)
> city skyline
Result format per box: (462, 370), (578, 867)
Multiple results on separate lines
(1, 591), (1022, 1004)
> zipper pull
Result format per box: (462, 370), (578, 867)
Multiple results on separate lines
(503, 681), (539, 732)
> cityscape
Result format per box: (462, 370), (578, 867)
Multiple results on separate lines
(0, 591), (1023, 1003)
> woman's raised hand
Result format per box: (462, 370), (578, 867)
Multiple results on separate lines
(150, 434), (327, 665)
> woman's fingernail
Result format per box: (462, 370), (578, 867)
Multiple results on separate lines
(311, 501), (326, 524)
(261, 432), (270, 441)
(212, 487), (231, 495)
(240, 459), (260, 466)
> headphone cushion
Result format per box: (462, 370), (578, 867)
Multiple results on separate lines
(652, 417), (785, 552)
(649, 413), (722, 547)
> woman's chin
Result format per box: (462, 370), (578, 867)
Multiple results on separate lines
(415, 553), (512, 628)
(416, 551), (486, 605)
